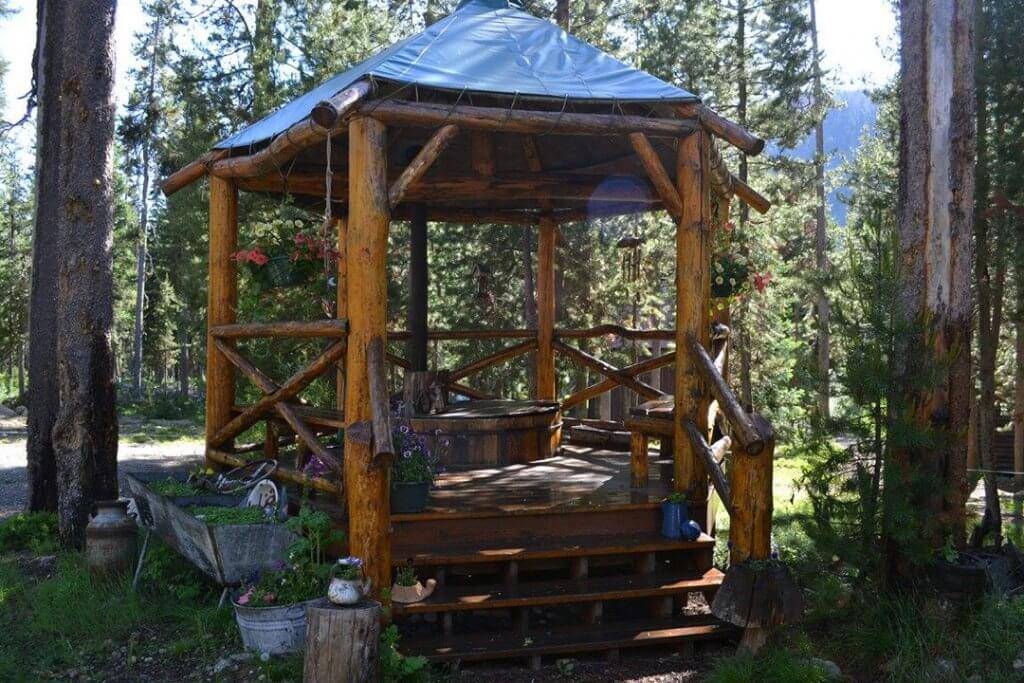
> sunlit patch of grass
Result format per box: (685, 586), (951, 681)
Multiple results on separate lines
(708, 646), (832, 683)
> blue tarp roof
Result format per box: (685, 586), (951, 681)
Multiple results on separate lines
(217, 0), (699, 149)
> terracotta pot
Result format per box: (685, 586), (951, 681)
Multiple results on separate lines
(390, 578), (437, 604)
(85, 499), (137, 577)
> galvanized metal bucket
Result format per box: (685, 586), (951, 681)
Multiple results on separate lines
(233, 597), (326, 655)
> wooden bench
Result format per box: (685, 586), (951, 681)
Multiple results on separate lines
(625, 396), (675, 488)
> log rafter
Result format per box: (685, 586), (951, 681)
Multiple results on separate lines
(388, 124), (460, 209)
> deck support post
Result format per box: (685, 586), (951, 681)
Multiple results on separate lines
(344, 116), (392, 596)
(536, 217), (557, 401)
(206, 176), (238, 459)
(674, 131), (711, 500)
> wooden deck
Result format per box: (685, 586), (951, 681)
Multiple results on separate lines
(420, 443), (675, 514)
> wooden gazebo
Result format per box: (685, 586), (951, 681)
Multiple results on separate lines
(163, 0), (782, 662)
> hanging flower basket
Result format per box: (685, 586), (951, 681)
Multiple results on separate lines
(251, 256), (316, 292)
(711, 256), (751, 299)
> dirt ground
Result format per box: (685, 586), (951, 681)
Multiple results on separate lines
(0, 415), (203, 519)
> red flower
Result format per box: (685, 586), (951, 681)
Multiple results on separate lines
(249, 247), (269, 265)
(753, 271), (772, 294)
(724, 221), (736, 233)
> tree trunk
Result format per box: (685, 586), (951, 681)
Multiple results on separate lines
(26, 0), (65, 513)
(734, 0), (754, 409)
(1015, 263), (1024, 494)
(809, 0), (830, 420)
(178, 330), (190, 399)
(48, 0), (120, 548)
(887, 0), (975, 577)
(303, 601), (381, 683)
(252, 0), (280, 118)
(407, 204), (429, 371)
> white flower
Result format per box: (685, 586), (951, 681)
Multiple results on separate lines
(715, 276), (724, 285)
(729, 278), (736, 286)
(715, 262), (724, 272)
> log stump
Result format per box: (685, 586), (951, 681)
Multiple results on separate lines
(304, 600), (381, 683)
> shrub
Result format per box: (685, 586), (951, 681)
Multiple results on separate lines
(0, 512), (59, 554)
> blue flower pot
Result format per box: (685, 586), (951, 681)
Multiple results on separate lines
(661, 501), (687, 539)
(681, 519), (703, 541)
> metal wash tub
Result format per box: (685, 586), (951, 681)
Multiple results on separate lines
(126, 473), (297, 592)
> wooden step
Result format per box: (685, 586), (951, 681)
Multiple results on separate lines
(391, 503), (708, 550)
(392, 532), (715, 566)
(393, 568), (724, 615)
(400, 615), (734, 662)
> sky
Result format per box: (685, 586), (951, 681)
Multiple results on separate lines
(0, 0), (898, 148)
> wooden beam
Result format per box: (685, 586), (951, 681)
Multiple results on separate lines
(394, 205), (540, 225)
(677, 103), (765, 156)
(210, 319), (348, 339)
(470, 131), (496, 176)
(361, 99), (698, 137)
(448, 339), (538, 383)
(552, 202), (662, 224)
(212, 338), (342, 472)
(238, 170), (660, 205)
(205, 177), (238, 458)
(687, 333), (763, 455)
(731, 174), (771, 215)
(208, 339), (347, 448)
(311, 81), (375, 129)
(536, 217), (557, 401)
(161, 150), (228, 196)
(344, 116), (392, 596)
(388, 328), (536, 341)
(561, 351), (675, 411)
(388, 124), (459, 209)
(553, 339), (664, 401)
(674, 130), (711, 499)
(684, 421), (732, 511)
(208, 81), (373, 181)
(556, 325), (675, 341)
(629, 132), (683, 221)
(367, 336), (394, 463)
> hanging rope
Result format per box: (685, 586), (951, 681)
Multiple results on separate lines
(322, 130), (333, 277)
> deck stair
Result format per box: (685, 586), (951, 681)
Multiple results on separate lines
(390, 502), (733, 668)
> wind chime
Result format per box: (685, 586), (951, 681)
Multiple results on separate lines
(616, 234), (645, 407)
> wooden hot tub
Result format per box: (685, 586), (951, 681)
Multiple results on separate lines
(408, 399), (562, 468)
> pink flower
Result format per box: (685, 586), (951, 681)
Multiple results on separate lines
(249, 248), (268, 265)
(724, 221), (736, 233)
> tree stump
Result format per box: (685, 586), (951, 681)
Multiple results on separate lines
(304, 600), (381, 683)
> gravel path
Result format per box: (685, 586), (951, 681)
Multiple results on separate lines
(0, 416), (203, 519)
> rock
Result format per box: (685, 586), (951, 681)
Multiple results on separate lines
(259, 652), (270, 662)
(211, 657), (234, 674)
(0, 405), (15, 418)
(14, 405), (26, 416)
(809, 658), (841, 680)
(1014, 653), (1024, 672)
(933, 658), (957, 680)
(230, 652), (252, 663)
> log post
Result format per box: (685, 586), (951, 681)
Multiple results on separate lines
(336, 217), (348, 407)
(536, 217), (557, 401)
(728, 414), (775, 565)
(344, 116), (391, 596)
(303, 601), (382, 683)
(673, 131), (711, 499)
(206, 176), (238, 457)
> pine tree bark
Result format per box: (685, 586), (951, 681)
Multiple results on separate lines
(809, 0), (830, 420)
(888, 0), (975, 575)
(26, 0), (65, 513)
(49, 0), (120, 548)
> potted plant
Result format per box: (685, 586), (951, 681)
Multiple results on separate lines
(327, 556), (370, 605)
(232, 506), (343, 656)
(661, 492), (702, 541)
(391, 564), (437, 604)
(390, 421), (438, 514)
(233, 212), (338, 293)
